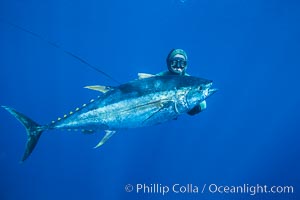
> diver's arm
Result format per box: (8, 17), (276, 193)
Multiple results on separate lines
(156, 71), (190, 76)
(138, 70), (190, 79)
(156, 71), (170, 76)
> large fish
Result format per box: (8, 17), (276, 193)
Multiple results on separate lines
(2, 75), (217, 161)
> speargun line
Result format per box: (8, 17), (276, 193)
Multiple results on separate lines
(0, 18), (120, 84)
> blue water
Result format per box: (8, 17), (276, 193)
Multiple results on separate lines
(0, 0), (299, 199)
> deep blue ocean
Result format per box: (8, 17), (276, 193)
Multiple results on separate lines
(0, 0), (299, 199)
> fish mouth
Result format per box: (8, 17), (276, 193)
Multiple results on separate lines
(208, 88), (218, 96)
(202, 82), (217, 98)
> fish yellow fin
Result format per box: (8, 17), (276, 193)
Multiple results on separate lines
(84, 85), (113, 93)
(138, 73), (155, 79)
(94, 130), (116, 148)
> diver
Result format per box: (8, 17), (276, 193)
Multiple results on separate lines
(158, 48), (189, 76)
(138, 49), (206, 116)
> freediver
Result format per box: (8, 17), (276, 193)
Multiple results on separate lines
(138, 49), (206, 116)
(158, 48), (189, 76)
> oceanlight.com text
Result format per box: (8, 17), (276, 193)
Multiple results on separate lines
(124, 183), (294, 196)
(206, 183), (294, 195)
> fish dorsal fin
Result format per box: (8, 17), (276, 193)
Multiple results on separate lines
(94, 130), (116, 149)
(137, 73), (155, 79)
(84, 85), (114, 93)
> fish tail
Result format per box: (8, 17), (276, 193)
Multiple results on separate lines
(1, 106), (47, 162)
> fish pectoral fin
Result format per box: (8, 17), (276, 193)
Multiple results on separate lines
(94, 130), (116, 149)
(122, 99), (171, 114)
(84, 85), (114, 93)
(138, 73), (155, 79)
(142, 106), (165, 124)
(142, 100), (174, 124)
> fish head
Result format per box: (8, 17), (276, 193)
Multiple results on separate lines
(185, 79), (217, 109)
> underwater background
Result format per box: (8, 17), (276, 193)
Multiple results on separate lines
(0, 0), (299, 199)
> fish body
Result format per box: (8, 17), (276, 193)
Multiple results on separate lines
(2, 75), (217, 161)
(53, 75), (214, 130)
